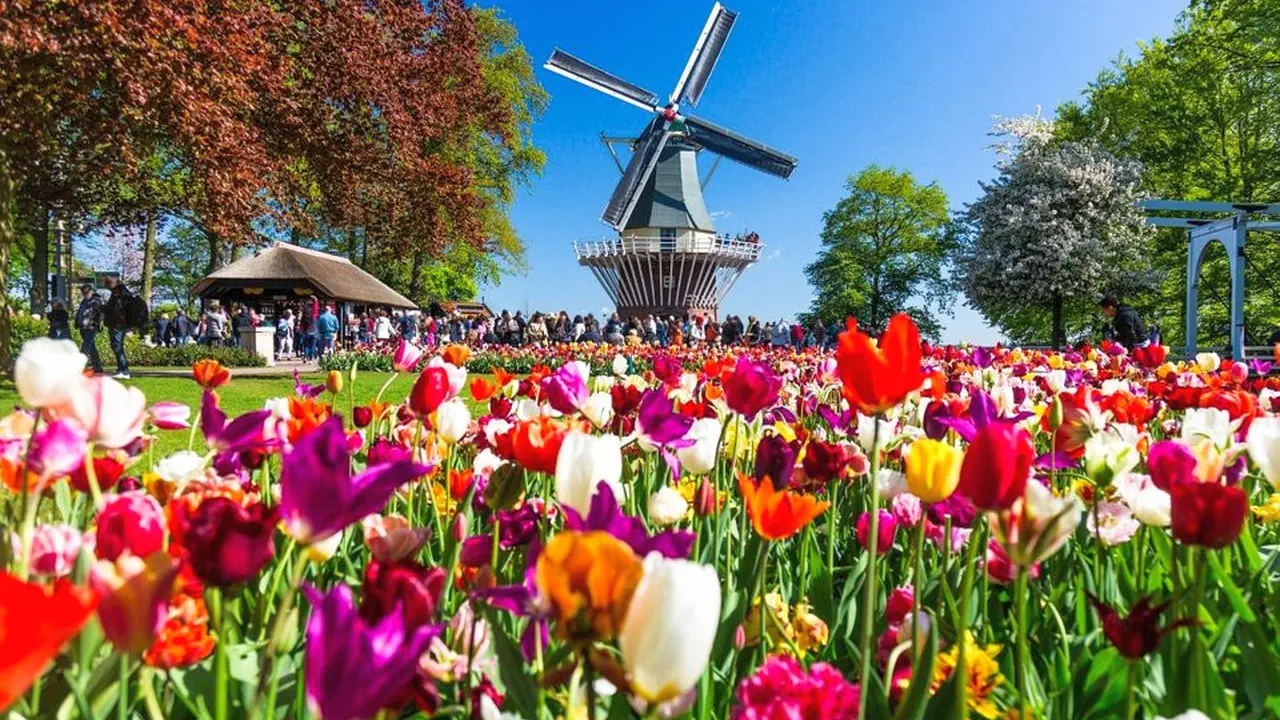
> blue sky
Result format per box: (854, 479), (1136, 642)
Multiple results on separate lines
(481, 0), (1187, 343)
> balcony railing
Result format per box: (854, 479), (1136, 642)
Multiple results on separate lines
(573, 234), (763, 262)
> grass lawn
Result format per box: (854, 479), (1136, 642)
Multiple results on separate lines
(0, 371), (485, 464)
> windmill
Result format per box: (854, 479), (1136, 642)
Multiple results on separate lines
(546, 3), (797, 320)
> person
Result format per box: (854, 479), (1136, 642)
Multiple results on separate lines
(102, 276), (133, 379)
(203, 303), (227, 346)
(48, 299), (71, 340)
(745, 316), (761, 346)
(172, 310), (191, 345)
(276, 309), (294, 359)
(770, 319), (790, 348)
(791, 321), (805, 350)
(527, 312), (548, 345)
(317, 304), (339, 355)
(153, 312), (170, 347)
(75, 284), (105, 374)
(1098, 296), (1147, 349)
(300, 311), (317, 360)
(234, 304), (255, 347)
(398, 311), (416, 341)
(374, 310), (393, 341)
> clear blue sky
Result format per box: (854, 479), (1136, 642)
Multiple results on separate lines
(482, 0), (1186, 344)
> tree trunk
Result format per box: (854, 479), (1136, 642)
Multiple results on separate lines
(228, 241), (240, 263)
(30, 204), (48, 313)
(408, 251), (423, 304)
(0, 150), (15, 370)
(1052, 292), (1065, 350)
(206, 231), (223, 275)
(140, 210), (157, 303)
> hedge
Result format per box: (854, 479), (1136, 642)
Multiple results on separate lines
(11, 313), (265, 368)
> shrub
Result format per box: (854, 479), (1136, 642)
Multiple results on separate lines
(8, 312), (264, 368)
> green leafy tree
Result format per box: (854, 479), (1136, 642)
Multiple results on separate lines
(805, 165), (952, 339)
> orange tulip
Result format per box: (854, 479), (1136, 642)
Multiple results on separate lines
(835, 314), (926, 414)
(535, 530), (644, 641)
(442, 344), (471, 368)
(512, 416), (570, 475)
(0, 573), (99, 710)
(191, 359), (231, 389)
(287, 396), (332, 443)
(738, 472), (829, 541)
(469, 377), (498, 402)
(492, 368), (516, 391)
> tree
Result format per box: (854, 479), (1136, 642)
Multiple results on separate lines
(954, 114), (1156, 348)
(804, 165), (952, 339)
(1055, 0), (1280, 349)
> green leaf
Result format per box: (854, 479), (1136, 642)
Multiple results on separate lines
(892, 611), (939, 720)
(487, 609), (539, 713)
(484, 463), (526, 511)
(1205, 551), (1256, 624)
(862, 662), (893, 720)
(921, 668), (957, 720)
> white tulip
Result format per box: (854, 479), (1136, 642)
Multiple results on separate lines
(514, 398), (541, 422)
(554, 432), (624, 515)
(264, 397), (292, 420)
(473, 448), (505, 478)
(619, 554), (721, 704)
(15, 338), (86, 408)
(1194, 352), (1221, 372)
(155, 450), (206, 487)
(581, 392), (615, 429)
(1157, 712), (1211, 720)
(1181, 407), (1234, 449)
(647, 486), (688, 526)
(483, 418), (512, 447)
(1246, 416), (1280, 490)
(676, 417), (721, 476)
(856, 414), (897, 454)
(435, 399), (471, 445)
(1083, 433), (1140, 487)
(612, 354), (629, 377)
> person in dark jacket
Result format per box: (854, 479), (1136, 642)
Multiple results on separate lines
(47, 299), (71, 340)
(153, 312), (170, 347)
(1099, 296), (1147, 349)
(172, 310), (191, 345)
(76, 283), (105, 374)
(102, 276), (132, 379)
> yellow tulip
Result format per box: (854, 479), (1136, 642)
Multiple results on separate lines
(905, 438), (963, 503)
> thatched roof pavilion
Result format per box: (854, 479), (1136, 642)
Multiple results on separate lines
(192, 243), (416, 309)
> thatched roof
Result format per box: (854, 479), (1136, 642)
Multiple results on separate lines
(193, 243), (416, 309)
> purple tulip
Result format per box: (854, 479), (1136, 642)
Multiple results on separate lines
(971, 347), (994, 368)
(472, 541), (550, 662)
(561, 484), (693, 559)
(636, 389), (694, 447)
(723, 355), (782, 421)
(201, 390), (274, 454)
(303, 583), (441, 720)
(1250, 359), (1273, 376)
(932, 390), (1032, 443)
(754, 433), (798, 489)
(540, 361), (589, 414)
(147, 402), (191, 430)
(280, 417), (429, 544)
(294, 368), (326, 398)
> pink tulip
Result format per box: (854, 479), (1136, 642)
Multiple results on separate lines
(89, 551), (179, 654)
(361, 514), (431, 563)
(856, 509), (898, 555)
(53, 376), (146, 449)
(393, 340), (424, 373)
(95, 492), (165, 562)
(148, 402), (191, 430)
(11, 524), (85, 577)
(28, 419), (87, 479)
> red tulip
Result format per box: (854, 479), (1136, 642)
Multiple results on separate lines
(835, 314), (926, 414)
(1131, 344), (1167, 369)
(95, 492), (165, 562)
(409, 367), (451, 416)
(360, 559), (446, 629)
(1089, 594), (1194, 660)
(1170, 482), (1248, 549)
(956, 423), (1034, 511)
(69, 455), (126, 494)
(0, 574), (99, 709)
(183, 498), (278, 587)
(352, 406), (374, 429)
(801, 438), (850, 484)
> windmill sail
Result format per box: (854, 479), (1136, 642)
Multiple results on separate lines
(602, 118), (671, 230)
(545, 49), (660, 112)
(682, 113), (797, 179)
(671, 3), (738, 107)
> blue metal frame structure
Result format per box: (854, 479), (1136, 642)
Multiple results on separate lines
(1140, 200), (1280, 359)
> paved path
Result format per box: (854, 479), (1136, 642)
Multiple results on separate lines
(129, 359), (321, 378)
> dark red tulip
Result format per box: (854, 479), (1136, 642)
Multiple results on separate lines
(801, 438), (848, 483)
(240, 448), (265, 470)
(723, 355), (782, 421)
(488, 396), (512, 419)
(360, 558), (446, 629)
(956, 422), (1034, 511)
(694, 477), (717, 517)
(1089, 594), (1194, 659)
(352, 406), (374, 429)
(184, 498), (277, 587)
(1170, 482), (1248, 549)
(754, 433), (799, 489)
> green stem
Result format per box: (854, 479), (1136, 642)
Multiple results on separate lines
(374, 372), (399, 406)
(139, 667), (165, 720)
(117, 654), (130, 720)
(827, 477), (840, 578)
(211, 589), (228, 720)
(911, 516), (926, 661)
(257, 550), (308, 717)
(757, 546), (770, 663)
(14, 412), (43, 579)
(1015, 567), (1030, 716)
(953, 524), (983, 720)
(1124, 660), (1137, 720)
(855, 416), (883, 720)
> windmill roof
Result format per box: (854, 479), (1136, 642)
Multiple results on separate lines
(625, 143), (715, 232)
(192, 243), (417, 309)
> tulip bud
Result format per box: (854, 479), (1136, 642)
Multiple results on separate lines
(352, 405), (373, 429)
(733, 624), (747, 650)
(118, 476), (142, 492)
(326, 370), (344, 395)
(1048, 395), (1064, 431)
(451, 512), (468, 542)
(694, 478), (716, 517)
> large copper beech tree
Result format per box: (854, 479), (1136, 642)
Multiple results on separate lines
(0, 0), (507, 367)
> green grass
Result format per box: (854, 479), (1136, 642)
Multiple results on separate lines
(0, 371), (485, 464)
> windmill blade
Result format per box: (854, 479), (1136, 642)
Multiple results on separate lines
(682, 113), (797, 179)
(602, 118), (670, 230)
(545, 49), (660, 112)
(671, 3), (738, 107)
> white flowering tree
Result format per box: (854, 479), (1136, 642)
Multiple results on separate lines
(954, 113), (1155, 347)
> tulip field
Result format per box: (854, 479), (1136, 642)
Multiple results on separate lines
(6, 316), (1280, 720)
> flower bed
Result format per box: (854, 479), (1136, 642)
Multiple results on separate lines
(3, 327), (1278, 720)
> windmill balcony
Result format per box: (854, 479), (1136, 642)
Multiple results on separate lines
(572, 233), (763, 262)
